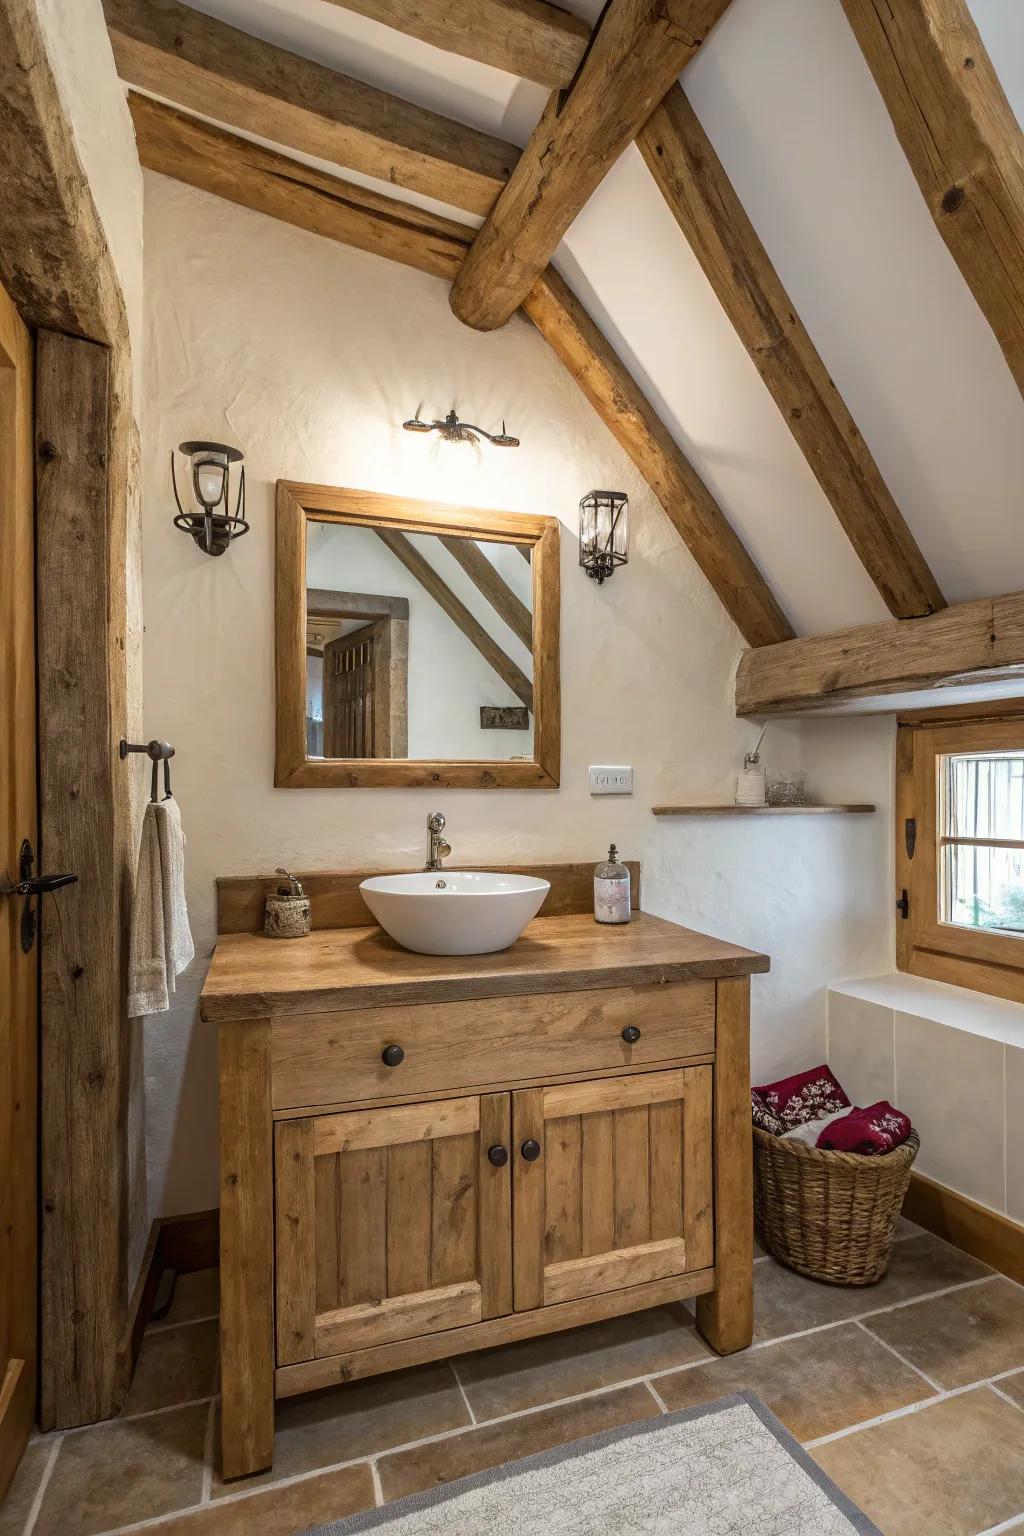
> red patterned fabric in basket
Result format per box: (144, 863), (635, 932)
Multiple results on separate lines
(816, 1101), (912, 1155)
(753, 1064), (850, 1130)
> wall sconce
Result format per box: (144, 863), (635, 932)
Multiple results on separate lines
(171, 440), (247, 557)
(402, 409), (519, 447)
(579, 490), (628, 584)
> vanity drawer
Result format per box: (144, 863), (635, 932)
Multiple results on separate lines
(270, 981), (715, 1110)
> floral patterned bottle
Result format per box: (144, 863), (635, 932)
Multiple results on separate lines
(594, 844), (631, 925)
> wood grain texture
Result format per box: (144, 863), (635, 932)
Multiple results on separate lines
(449, 0), (733, 329)
(682, 1063), (714, 1272)
(276, 1267), (715, 1395)
(217, 861), (641, 934)
(312, 1098), (480, 1155)
(375, 527), (534, 709)
(543, 1068), (690, 1118)
(386, 1140), (432, 1298)
(315, 1281), (482, 1356)
(219, 1018), (274, 1479)
(841, 0), (1024, 398)
(512, 1088), (546, 1311)
(201, 913), (767, 1020)
(735, 591), (1024, 715)
(902, 1169), (1024, 1284)
(439, 536), (533, 649)
(479, 1094), (513, 1318)
(276, 482), (559, 788)
(543, 1238), (689, 1306)
(695, 977), (752, 1355)
(0, 279), (34, 1502)
(271, 983), (714, 1110)
(106, 0), (518, 217)
(320, 0), (590, 89)
(652, 804), (877, 816)
(273, 1119), (315, 1365)
(523, 270), (793, 648)
(638, 85), (944, 620)
(613, 1106), (651, 1249)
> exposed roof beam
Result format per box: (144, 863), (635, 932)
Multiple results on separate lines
(449, 0), (734, 331)
(840, 0), (1024, 400)
(439, 537), (533, 649)
(322, 0), (590, 91)
(735, 592), (1024, 716)
(523, 271), (794, 647)
(129, 95), (793, 647)
(105, 0), (518, 217)
(374, 528), (534, 710)
(637, 85), (945, 621)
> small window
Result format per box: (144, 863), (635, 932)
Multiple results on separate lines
(896, 716), (1024, 1002)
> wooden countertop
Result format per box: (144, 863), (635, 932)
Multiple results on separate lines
(200, 912), (770, 1020)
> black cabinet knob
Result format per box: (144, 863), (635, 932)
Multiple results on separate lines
(520, 1139), (541, 1162)
(381, 1044), (405, 1067)
(487, 1144), (509, 1167)
(622, 1025), (641, 1045)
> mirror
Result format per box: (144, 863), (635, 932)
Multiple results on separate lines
(276, 484), (560, 789)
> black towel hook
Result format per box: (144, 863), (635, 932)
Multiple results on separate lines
(120, 739), (175, 803)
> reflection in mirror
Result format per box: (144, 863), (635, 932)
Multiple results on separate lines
(305, 521), (534, 761)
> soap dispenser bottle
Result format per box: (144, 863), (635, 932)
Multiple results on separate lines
(594, 845), (631, 925)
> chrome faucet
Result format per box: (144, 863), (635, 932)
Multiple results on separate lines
(425, 811), (451, 872)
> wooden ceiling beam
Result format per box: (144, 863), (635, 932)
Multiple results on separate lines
(638, 85), (945, 620)
(105, 0), (519, 217)
(374, 528), (534, 710)
(840, 0), (1024, 399)
(322, 0), (590, 91)
(735, 591), (1024, 716)
(129, 96), (793, 647)
(439, 537), (533, 649)
(449, 0), (734, 331)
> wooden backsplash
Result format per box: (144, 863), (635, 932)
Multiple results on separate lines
(217, 862), (641, 934)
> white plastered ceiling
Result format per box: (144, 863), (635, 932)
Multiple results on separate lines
(135, 0), (1024, 638)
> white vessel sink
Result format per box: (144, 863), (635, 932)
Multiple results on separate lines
(359, 871), (550, 956)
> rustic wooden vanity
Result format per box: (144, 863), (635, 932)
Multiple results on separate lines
(201, 867), (769, 1479)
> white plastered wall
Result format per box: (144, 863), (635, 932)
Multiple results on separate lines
(141, 172), (894, 1216)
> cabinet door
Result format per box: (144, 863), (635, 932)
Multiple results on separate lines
(274, 1094), (512, 1364)
(512, 1068), (713, 1311)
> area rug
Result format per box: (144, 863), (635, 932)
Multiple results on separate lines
(304, 1390), (881, 1535)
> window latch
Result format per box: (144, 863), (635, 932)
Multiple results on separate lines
(897, 888), (910, 920)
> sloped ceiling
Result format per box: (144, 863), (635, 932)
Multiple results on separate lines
(139, 0), (1024, 636)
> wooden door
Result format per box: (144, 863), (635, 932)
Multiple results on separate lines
(274, 1095), (512, 1364)
(513, 1068), (713, 1311)
(323, 624), (385, 758)
(0, 282), (36, 1498)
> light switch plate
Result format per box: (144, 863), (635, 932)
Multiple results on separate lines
(589, 765), (633, 795)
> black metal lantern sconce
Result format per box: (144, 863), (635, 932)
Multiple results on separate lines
(579, 489), (628, 584)
(171, 440), (247, 557)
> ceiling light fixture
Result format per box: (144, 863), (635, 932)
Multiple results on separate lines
(402, 409), (519, 447)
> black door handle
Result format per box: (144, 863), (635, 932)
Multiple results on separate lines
(17, 873), (78, 896)
(381, 1044), (405, 1067)
(520, 1139), (541, 1162)
(487, 1145), (509, 1167)
(622, 1025), (641, 1044)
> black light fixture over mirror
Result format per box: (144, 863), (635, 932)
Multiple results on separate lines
(171, 440), (247, 557)
(402, 408), (519, 448)
(579, 490), (628, 584)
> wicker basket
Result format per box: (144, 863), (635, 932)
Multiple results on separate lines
(753, 1127), (920, 1286)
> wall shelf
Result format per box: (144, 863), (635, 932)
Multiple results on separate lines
(651, 804), (876, 817)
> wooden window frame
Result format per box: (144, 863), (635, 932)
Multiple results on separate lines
(276, 481), (560, 789)
(896, 704), (1024, 1002)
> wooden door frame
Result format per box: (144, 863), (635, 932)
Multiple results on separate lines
(310, 592), (410, 758)
(0, 0), (147, 1429)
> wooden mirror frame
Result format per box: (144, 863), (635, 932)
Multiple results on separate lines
(276, 482), (560, 788)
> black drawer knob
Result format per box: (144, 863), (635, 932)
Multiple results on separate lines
(381, 1044), (405, 1067)
(487, 1144), (509, 1167)
(622, 1025), (641, 1045)
(520, 1139), (541, 1162)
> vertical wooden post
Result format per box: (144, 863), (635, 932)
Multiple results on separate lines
(696, 977), (753, 1355)
(219, 1017), (275, 1479)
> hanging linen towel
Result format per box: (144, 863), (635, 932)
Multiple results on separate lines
(128, 796), (194, 1017)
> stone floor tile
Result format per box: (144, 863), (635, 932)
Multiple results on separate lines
(212, 1362), (468, 1497)
(998, 1369), (1024, 1410)
(138, 1462), (374, 1534)
(748, 1234), (991, 1345)
(813, 1387), (1024, 1536)
(123, 1318), (219, 1415)
(864, 1276), (1024, 1389)
(0, 1439), (52, 1536)
(151, 1269), (219, 1329)
(378, 1381), (659, 1503)
(455, 1305), (709, 1420)
(657, 1321), (933, 1441)
(34, 1403), (208, 1536)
